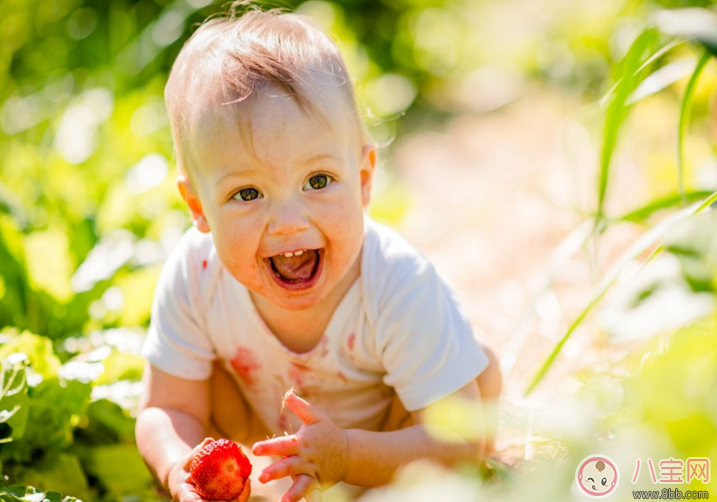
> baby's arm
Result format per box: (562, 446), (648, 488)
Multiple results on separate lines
(135, 363), (213, 500)
(254, 381), (484, 501)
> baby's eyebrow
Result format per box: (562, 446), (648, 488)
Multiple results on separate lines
(213, 167), (260, 185)
(301, 152), (341, 165)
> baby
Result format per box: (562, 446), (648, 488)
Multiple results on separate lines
(135, 4), (501, 502)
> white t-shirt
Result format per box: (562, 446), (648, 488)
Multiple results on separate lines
(142, 217), (488, 435)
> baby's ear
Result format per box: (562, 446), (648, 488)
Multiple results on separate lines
(360, 145), (376, 208)
(177, 175), (211, 233)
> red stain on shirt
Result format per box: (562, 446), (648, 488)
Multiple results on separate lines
(202, 259), (208, 269)
(347, 333), (356, 351)
(288, 362), (309, 392)
(319, 337), (329, 357)
(291, 361), (310, 372)
(230, 347), (260, 388)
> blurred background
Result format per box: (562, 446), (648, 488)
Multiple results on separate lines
(1, 0), (717, 500)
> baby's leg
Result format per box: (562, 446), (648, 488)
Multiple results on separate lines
(209, 361), (272, 445)
(381, 346), (502, 447)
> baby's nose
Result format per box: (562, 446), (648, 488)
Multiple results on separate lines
(268, 201), (310, 235)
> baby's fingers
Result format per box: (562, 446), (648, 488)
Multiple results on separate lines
(253, 435), (300, 457)
(281, 474), (321, 502)
(260, 456), (305, 483)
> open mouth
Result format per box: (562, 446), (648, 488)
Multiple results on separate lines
(266, 248), (322, 291)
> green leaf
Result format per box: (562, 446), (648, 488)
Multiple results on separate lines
(0, 331), (61, 381)
(629, 52), (691, 104)
(115, 265), (162, 326)
(22, 229), (75, 304)
(0, 359), (29, 442)
(692, 188), (717, 214)
(597, 28), (660, 222)
(96, 349), (145, 385)
(75, 399), (136, 444)
(614, 190), (715, 223)
(677, 50), (711, 202)
(0, 485), (28, 497)
(0, 217), (33, 331)
(0, 495), (24, 502)
(0, 488), (82, 502)
(4, 452), (90, 501)
(73, 443), (153, 497)
(1, 377), (91, 464)
(663, 211), (717, 292)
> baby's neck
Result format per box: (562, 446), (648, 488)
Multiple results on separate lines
(249, 260), (360, 354)
(253, 296), (333, 354)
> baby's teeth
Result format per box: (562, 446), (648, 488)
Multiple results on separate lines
(280, 250), (305, 258)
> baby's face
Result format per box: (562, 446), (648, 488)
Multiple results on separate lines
(580, 460), (617, 496)
(184, 85), (373, 312)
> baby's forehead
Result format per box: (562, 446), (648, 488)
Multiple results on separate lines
(193, 79), (357, 144)
(182, 82), (362, 180)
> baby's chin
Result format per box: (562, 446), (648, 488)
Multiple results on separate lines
(247, 271), (330, 311)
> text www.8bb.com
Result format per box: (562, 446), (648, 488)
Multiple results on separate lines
(633, 488), (709, 499)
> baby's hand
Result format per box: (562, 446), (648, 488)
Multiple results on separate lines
(252, 390), (349, 502)
(168, 438), (252, 502)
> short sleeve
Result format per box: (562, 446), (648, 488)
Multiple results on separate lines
(141, 229), (216, 380)
(376, 264), (488, 412)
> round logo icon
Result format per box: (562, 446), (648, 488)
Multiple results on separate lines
(575, 455), (620, 498)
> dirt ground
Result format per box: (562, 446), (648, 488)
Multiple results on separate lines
(391, 90), (593, 394)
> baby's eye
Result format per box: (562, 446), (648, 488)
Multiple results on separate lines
(233, 187), (262, 201)
(601, 477), (607, 486)
(587, 478), (595, 482)
(304, 174), (332, 191)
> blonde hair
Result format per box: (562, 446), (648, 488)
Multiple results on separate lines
(165, 4), (368, 175)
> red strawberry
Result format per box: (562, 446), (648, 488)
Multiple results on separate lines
(189, 439), (252, 501)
